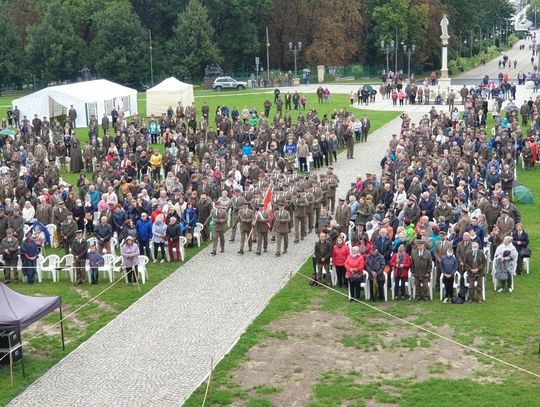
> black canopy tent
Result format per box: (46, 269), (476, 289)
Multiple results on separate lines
(0, 283), (64, 386)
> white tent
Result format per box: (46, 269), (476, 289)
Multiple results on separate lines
(12, 79), (138, 128)
(146, 77), (194, 117)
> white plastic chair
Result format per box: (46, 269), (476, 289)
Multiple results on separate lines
(193, 222), (203, 247)
(97, 254), (115, 283)
(348, 221), (355, 239)
(523, 257), (530, 274)
(137, 255), (150, 284)
(110, 236), (118, 255)
(463, 271), (486, 301)
(179, 236), (187, 262)
(59, 254), (74, 282)
(87, 237), (98, 248)
(46, 224), (58, 248)
(391, 271), (411, 300)
(37, 254), (60, 283)
(408, 269), (433, 300)
(23, 224), (31, 237)
(439, 272), (461, 300)
(347, 270), (370, 301)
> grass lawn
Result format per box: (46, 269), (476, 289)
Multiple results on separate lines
(0, 88), (398, 405)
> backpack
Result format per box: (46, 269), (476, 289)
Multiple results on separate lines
(309, 272), (319, 286)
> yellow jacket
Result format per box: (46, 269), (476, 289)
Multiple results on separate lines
(149, 153), (162, 169)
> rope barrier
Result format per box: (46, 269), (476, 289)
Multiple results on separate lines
(294, 271), (540, 380)
(201, 357), (214, 407)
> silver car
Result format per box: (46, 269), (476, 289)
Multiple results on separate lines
(212, 76), (247, 91)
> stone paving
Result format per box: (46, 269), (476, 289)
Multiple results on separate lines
(8, 106), (426, 407)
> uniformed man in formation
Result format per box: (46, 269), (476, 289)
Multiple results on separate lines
(210, 202), (227, 255)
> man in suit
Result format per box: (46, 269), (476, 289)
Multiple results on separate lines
(61, 212), (78, 255)
(293, 192), (308, 243)
(229, 191), (246, 242)
(334, 198), (351, 237)
(496, 209), (514, 237)
(254, 204), (270, 255)
(238, 203), (254, 254)
(36, 198), (53, 225)
(0, 229), (19, 283)
(210, 202), (227, 255)
(464, 242), (486, 303)
(411, 240), (432, 301)
(71, 230), (88, 285)
(314, 232), (332, 283)
(68, 105), (77, 129)
(361, 114), (371, 143)
(273, 203), (290, 256)
(52, 201), (69, 236)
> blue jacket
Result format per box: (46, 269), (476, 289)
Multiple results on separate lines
(440, 255), (458, 275)
(136, 219), (152, 242)
(112, 210), (127, 231)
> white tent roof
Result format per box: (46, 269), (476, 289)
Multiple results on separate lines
(12, 79), (138, 128)
(146, 77), (194, 116)
(147, 77), (193, 93)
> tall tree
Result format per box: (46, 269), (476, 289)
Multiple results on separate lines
(0, 5), (26, 88)
(25, 0), (85, 82)
(168, 0), (221, 79)
(205, 0), (272, 70)
(91, 1), (149, 83)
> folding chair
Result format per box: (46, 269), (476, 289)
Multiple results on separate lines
(37, 254), (60, 283)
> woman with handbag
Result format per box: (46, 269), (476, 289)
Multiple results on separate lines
(494, 236), (519, 292)
(345, 246), (365, 301)
(512, 223), (529, 275)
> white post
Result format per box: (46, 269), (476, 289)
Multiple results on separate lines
(440, 35), (450, 79)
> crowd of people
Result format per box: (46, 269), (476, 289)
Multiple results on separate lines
(311, 83), (533, 304)
(0, 65), (534, 299)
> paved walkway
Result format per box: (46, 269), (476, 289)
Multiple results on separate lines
(8, 110), (424, 406)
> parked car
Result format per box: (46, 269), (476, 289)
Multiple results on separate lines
(212, 77), (247, 91)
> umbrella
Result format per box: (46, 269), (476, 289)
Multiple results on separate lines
(363, 84), (373, 92)
(0, 129), (15, 136)
(513, 185), (534, 204)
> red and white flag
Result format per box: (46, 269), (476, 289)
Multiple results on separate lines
(262, 186), (273, 228)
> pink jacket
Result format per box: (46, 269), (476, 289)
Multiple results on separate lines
(121, 242), (140, 267)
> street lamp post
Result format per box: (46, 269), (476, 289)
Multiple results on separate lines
(288, 41), (302, 77)
(402, 43), (416, 82)
(380, 40), (394, 75)
(149, 30), (154, 87)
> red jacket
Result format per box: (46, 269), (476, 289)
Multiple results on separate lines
(332, 244), (350, 267)
(344, 254), (365, 280)
(390, 252), (411, 278)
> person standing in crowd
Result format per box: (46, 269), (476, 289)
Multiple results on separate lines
(0, 228), (19, 283)
(210, 202), (227, 255)
(440, 247), (458, 302)
(464, 242), (486, 302)
(494, 236), (518, 293)
(121, 236), (140, 285)
(314, 231), (332, 284)
(166, 216), (181, 261)
(390, 245), (411, 300)
(411, 240), (432, 301)
(71, 230), (88, 285)
(88, 243), (104, 285)
(365, 245), (386, 302)
(21, 232), (39, 284)
(345, 246), (365, 301)
(95, 216), (113, 254)
(332, 235), (350, 287)
(152, 214), (167, 263)
(274, 203), (290, 256)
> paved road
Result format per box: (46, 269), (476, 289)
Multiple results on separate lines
(456, 29), (539, 82)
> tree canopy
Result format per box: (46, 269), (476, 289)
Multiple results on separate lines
(0, 0), (517, 88)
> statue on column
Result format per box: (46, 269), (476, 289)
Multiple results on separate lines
(440, 15), (449, 38)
